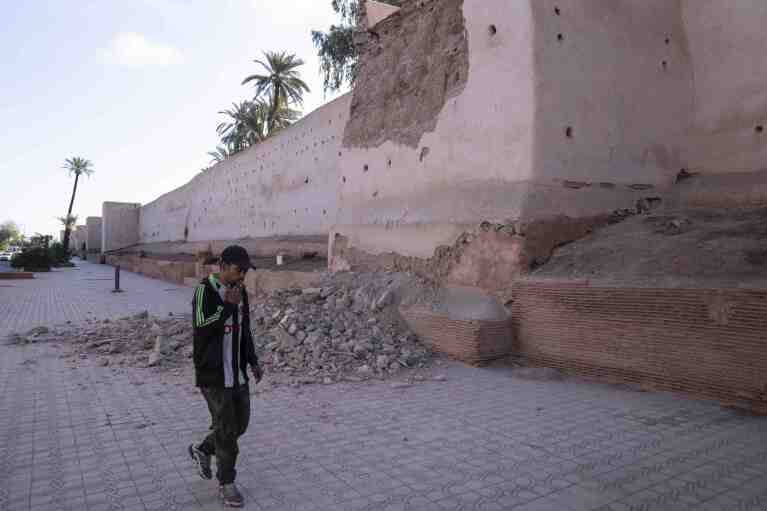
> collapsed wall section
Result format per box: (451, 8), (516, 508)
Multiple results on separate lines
(139, 94), (351, 245)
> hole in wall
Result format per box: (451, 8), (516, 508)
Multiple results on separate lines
(387, 159), (392, 167)
(756, 125), (764, 134)
(557, 33), (564, 42)
(304, 177), (310, 184)
(373, 191), (379, 198)
(661, 60), (668, 70)
(554, 6), (561, 15)
(488, 25), (497, 36)
(565, 126), (574, 139)
(419, 147), (430, 162)
(675, 168), (694, 183)
(363, 164), (369, 172)
(665, 37), (671, 45)
(342, 176), (347, 183)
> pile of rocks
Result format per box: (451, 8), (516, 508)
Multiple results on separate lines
(5, 271), (436, 384)
(68, 311), (193, 368)
(250, 271), (434, 383)
(5, 311), (193, 369)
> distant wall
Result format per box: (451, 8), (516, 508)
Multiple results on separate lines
(102, 202), (140, 252)
(72, 225), (87, 252)
(86, 217), (102, 253)
(138, 94), (351, 245)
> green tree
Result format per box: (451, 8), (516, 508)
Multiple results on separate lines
(61, 157), (94, 253)
(0, 220), (21, 250)
(207, 145), (233, 164)
(312, 0), (402, 93)
(216, 100), (268, 152)
(242, 51), (310, 133)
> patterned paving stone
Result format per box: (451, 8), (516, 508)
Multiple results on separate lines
(2, 265), (767, 510)
(0, 259), (190, 337)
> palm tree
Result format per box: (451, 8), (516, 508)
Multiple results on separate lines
(207, 146), (233, 164)
(61, 157), (94, 252)
(58, 214), (78, 231)
(242, 51), (310, 133)
(216, 101), (268, 151)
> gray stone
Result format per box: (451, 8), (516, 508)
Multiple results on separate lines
(273, 328), (299, 350)
(353, 343), (370, 358)
(288, 323), (298, 335)
(376, 355), (390, 370)
(305, 332), (322, 346)
(296, 331), (307, 342)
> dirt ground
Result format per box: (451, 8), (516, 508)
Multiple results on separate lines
(525, 206), (767, 288)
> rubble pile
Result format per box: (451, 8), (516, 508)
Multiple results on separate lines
(4, 271), (437, 384)
(3, 311), (195, 369)
(250, 271), (434, 383)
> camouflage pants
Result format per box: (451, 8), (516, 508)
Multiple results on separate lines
(198, 385), (250, 484)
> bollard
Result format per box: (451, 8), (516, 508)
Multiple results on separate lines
(112, 265), (123, 293)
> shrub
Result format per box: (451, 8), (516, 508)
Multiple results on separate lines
(49, 242), (71, 266)
(11, 247), (53, 271)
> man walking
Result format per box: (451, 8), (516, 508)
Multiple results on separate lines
(188, 245), (262, 508)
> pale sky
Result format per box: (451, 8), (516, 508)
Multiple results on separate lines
(0, 0), (346, 238)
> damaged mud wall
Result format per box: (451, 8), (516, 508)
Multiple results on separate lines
(343, 0), (469, 149)
(332, 0), (691, 281)
(137, 94), (351, 244)
(331, 215), (615, 293)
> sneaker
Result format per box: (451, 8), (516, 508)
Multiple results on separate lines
(188, 443), (212, 480)
(220, 483), (244, 508)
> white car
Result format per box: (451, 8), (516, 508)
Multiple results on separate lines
(0, 252), (11, 262)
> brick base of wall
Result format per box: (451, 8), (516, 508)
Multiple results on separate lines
(400, 307), (513, 365)
(511, 281), (767, 412)
(0, 272), (34, 280)
(105, 255), (196, 285)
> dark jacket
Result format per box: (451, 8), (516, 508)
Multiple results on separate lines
(192, 275), (259, 388)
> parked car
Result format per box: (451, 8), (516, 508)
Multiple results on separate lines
(0, 251), (11, 261)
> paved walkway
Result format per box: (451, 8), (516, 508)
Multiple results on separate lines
(2, 263), (767, 510)
(0, 260), (191, 337)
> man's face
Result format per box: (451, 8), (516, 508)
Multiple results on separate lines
(220, 262), (248, 286)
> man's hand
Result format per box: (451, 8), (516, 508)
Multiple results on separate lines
(224, 285), (242, 305)
(251, 363), (262, 384)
